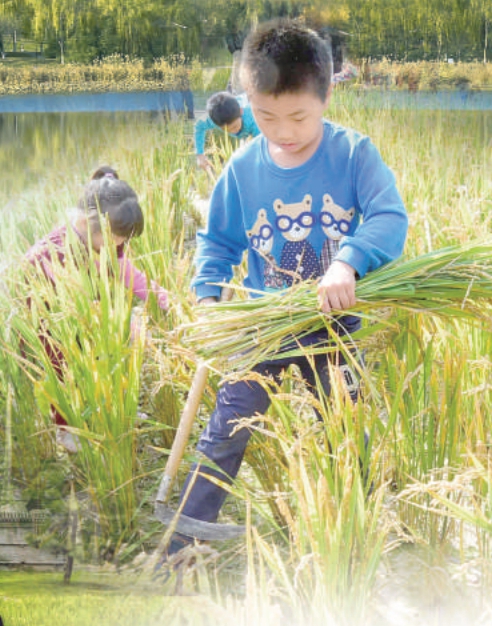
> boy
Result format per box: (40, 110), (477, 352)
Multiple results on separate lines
(194, 91), (260, 171)
(170, 20), (408, 553)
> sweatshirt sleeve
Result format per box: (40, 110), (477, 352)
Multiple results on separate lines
(194, 116), (218, 155)
(191, 168), (249, 300)
(30, 254), (56, 284)
(242, 106), (260, 138)
(119, 257), (169, 310)
(336, 137), (408, 278)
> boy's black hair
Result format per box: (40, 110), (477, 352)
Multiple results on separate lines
(206, 91), (241, 127)
(240, 19), (332, 101)
(78, 168), (144, 239)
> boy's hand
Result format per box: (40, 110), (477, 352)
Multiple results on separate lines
(197, 154), (213, 172)
(317, 261), (357, 314)
(198, 296), (218, 306)
(198, 288), (233, 307)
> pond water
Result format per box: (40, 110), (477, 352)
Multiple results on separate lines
(1, 88), (490, 209)
(349, 88), (492, 110)
(0, 91), (212, 203)
(0, 110), (175, 204)
(0, 89), (196, 114)
(1, 88), (491, 114)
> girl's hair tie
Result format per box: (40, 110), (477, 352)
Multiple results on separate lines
(103, 172), (115, 179)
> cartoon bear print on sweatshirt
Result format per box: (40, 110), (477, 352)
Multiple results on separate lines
(274, 194), (320, 287)
(319, 193), (356, 274)
(247, 209), (284, 289)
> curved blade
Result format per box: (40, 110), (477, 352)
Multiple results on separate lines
(155, 501), (245, 541)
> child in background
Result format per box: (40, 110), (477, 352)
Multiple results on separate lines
(194, 91), (260, 172)
(332, 61), (359, 85)
(25, 166), (168, 452)
(166, 19), (408, 556)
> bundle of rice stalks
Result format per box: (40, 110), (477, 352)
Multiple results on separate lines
(179, 241), (492, 371)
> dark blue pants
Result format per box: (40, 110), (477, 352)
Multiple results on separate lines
(179, 318), (361, 523)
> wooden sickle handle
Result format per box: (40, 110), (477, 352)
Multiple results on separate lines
(155, 362), (209, 503)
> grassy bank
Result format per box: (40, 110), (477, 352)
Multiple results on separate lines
(1, 55), (491, 95)
(0, 92), (492, 625)
(366, 58), (492, 91)
(0, 55), (230, 95)
(0, 570), (229, 626)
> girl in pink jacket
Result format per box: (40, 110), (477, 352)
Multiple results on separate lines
(25, 166), (168, 452)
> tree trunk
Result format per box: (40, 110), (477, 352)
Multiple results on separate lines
(485, 19), (488, 64)
(63, 483), (78, 585)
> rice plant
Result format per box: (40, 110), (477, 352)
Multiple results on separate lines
(1, 94), (492, 623)
(236, 369), (388, 624)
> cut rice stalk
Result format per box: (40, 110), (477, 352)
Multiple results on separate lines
(180, 240), (492, 371)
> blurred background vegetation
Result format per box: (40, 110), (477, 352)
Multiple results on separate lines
(0, 0), (491, 67)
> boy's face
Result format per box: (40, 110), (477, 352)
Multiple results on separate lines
(248, 86), (331, 168)
(222, 114), (243, 135)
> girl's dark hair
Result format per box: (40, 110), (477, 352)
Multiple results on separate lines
(240, 19), (332, 101)
(78, 166), (144, 239)
(206, 92), (241, 127)
(91, 165), (120, 181)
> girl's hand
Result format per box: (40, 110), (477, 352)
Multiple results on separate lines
(154, 286), (169, 311)
(317, 261), (357, 314)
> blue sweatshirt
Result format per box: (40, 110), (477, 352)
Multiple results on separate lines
(193, 120), (408, 301)
(194, 95), (260, 155)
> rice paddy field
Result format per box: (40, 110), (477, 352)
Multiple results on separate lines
(1, 88), (492, 625)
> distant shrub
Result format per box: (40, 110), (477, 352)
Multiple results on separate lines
(369, 59), (492, 91)
(2, 57), (489, 95)
(204, 67), (231, 92)
(0, 55), (204, 94)
(188, 59), (205, 92)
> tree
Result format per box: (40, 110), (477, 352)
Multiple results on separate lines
(471, 0), (491, 61)
(0, 14), (22, 54)
(0, 0), (489, 64)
